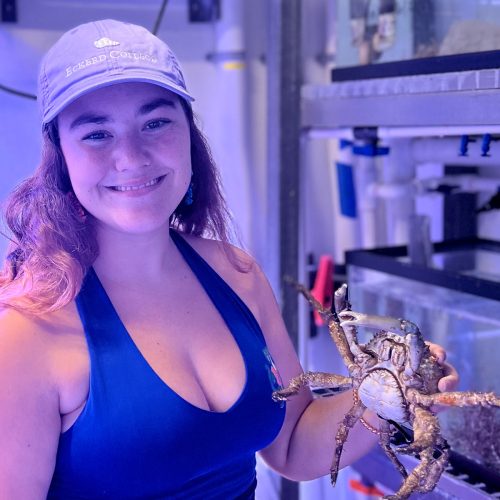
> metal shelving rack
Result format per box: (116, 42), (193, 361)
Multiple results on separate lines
(302, 52), (500, 130)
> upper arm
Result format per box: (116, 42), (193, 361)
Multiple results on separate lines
(243, 266), (313, 472)
(0, 312), (61, 498)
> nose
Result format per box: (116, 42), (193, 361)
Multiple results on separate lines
(113, 134), (151, 172)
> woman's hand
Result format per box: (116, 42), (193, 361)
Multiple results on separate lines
(426, 341), (459, 393)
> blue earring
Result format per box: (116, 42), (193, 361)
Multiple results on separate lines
(184, 182), (194, 206)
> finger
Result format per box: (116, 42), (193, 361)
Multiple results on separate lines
(426, 341), (446, 364)
(438, 362), (459, 392)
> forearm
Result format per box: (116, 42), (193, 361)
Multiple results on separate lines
(281, 390), (380, 481)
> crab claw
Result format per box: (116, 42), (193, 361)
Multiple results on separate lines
(334, 284), (349, 314)
(338, 311), (419, 336)
(337, 311), (373, 329)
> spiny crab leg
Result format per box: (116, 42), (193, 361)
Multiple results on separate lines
(272, 372), (352, 402)
(408, 389), (500, 408)
(286, 278), (355, 367)
(330, 399), (366, 485)
(396, 406), (441, 456)
(384, 445), (450, 500)
(378, 419), (408, 480)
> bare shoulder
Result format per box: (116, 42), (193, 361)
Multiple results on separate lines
(0, 304), (76, 349)
(0, 307), (49, 353)
(0, 307), (59, 388)
(0, 303), (85, 402)
(181, 234), (274, 324)
(181, 233), (254, 270)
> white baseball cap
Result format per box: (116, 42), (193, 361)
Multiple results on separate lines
(38, 19), (194, 124)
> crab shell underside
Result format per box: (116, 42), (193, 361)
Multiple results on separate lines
(357, 349), (444, 426)
(358, 369), (411, 424)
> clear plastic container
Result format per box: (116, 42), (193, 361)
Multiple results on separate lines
(348, 264), (500, 473)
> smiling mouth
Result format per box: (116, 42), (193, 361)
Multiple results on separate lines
(108, 175), (165, 192)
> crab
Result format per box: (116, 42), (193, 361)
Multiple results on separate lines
(273, 281), (500, 500)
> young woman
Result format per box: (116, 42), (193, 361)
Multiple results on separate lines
(0, 19), (458, 499)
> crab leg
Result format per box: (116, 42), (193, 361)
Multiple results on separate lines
(272, 372), (352, 402)
(408, 389), (500, 408)
(330, 400), (366, 485)
(384, 407), (450, 499)
(378, 420), (408, 480)
(395, 406), (441, 455)
(384, 444), (450, 500)
(289, 280), (355, 367)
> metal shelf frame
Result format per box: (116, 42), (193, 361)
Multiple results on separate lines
(302, 68), (500, 129)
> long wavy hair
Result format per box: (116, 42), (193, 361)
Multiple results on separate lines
(0, 100), (235, 315)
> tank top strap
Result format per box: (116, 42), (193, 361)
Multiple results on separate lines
(75, 267), (128, 349)
(170, 231), (265, 345)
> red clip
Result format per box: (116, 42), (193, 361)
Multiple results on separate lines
(310, 255), (334, 327)
(348, 478), (385, 497)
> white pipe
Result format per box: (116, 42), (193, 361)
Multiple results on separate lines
(377, 139), (416, 246)
(368, 182), (413, 199)
(306, 125), (500, 141)
(306, 128), (354, 140)
(412, 138), (500, 166)
(214, 0), (244, 53)
(379, 126), (500, 139)
(210, 0), (252, 246)
(416, 175), (500, 194)
(367, 175), (498, 201)
(309, 133), (500, 166)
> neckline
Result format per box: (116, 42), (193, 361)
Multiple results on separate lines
(84, 237), (249, 416)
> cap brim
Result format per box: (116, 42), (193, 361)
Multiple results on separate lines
(42, 72), (194, 124)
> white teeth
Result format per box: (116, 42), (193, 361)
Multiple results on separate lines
(112, 177), (161, 192)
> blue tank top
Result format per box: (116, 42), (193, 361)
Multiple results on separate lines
(47, 231), (285, 499)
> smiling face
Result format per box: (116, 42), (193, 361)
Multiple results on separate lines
(58, 82), (192, 237)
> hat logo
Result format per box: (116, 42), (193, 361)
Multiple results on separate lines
(94, 37), (120, 49)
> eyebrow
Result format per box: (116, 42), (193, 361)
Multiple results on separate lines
(69, 113), (109, 130)
(69, 97), (177, 130)
(138, 97), (176, 116)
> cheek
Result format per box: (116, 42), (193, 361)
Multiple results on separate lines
(67, 170), (90, 195)
(179, 134), (192, 175)
(182, 154), (193, 191)
(63, 150), (108, 192)
(161, 133), (192, 182)
(66, 164), (99, 193)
